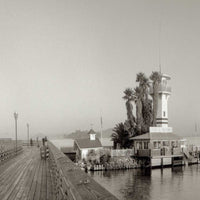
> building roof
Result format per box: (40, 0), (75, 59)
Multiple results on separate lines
(130, 132), (182, 141)
(75, 138), (102, 149)
(88, 129), (96, 135)
(60, 147), (76, 153)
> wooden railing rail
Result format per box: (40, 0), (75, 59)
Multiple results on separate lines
(0, 146), (23, 163)
(47, 141), (118, 200)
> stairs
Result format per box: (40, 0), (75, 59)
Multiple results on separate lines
(183, 149), (191, 159)
(183, 148), (199, 164)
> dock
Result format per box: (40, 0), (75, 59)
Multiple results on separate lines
(0, 147), (54, 200)
(0, 142), (118, 200)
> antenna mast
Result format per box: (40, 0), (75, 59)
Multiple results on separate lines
(159, 22), (162, 73)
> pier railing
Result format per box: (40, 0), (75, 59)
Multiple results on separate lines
(47, 141), (118, 200)
(0, 145), (23, 163)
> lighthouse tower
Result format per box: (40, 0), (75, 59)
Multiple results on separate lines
(156, 74), (171, 127)
(150, 73), (173, 133)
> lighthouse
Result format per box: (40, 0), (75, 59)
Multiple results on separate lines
(150, 73), (173, 133)
(131, 73), (184, 168)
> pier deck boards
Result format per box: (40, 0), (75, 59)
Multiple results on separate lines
(0, 147), (54, 200)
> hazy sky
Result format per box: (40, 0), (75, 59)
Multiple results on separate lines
(0, 0), (200, 139)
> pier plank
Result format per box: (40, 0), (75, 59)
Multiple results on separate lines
(0, 154), (28, 199)
(40, 160), (47, 200)
(32, 158), (43, 200)
(20, 149), (39, 200)
(27, 154), (42, 200)
(46, 161), (52, 200)
(20, 162), (36, 199)
(2, 157), (30, 200)
(8, 158), (33, 200)
(0, 147), (54, 200)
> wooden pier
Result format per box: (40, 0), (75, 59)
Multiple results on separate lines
(0, 147), (54, 200)
(0, 142), (118, 200)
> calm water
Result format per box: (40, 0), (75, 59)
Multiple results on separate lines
(90, 166), (200, 200)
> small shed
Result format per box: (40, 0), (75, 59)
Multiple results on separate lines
(74, 129), (103, 160)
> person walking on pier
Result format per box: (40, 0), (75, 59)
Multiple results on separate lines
(40, 137), (49, 160)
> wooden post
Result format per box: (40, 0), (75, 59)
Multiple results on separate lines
(14, 112), (18, 155)
(27, 123), (29, 146)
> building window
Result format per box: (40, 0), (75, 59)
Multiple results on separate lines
(158, 141), (161, 148)
(144, 142), (148, 149)
(154, 141), (161, 149)
(163, 141), (169, 146)
(153, 142), (158, 149)
(163, 111), (166, 117)
(136, 142), (141, 150)
(139, 142), (142, 149)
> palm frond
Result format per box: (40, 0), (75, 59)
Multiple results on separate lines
(150, 71), (161, 82)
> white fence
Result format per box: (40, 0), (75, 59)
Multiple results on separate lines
(111, 149), (135, 157)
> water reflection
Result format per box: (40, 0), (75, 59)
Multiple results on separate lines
(90, 165), (200, 200)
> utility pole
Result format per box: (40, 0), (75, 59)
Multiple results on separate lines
(27, 123), (29, 146)
(14, 112), (18, 155)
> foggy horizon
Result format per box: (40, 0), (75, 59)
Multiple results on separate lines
(1, 0), (200, 139)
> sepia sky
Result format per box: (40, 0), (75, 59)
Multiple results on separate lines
(0, 0), (200, 139)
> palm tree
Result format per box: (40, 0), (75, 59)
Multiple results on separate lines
(124, 119), (136, 137)
(111, 123), (132, 149)
(123, 88), (135, 129)
(136, 73), (152, 133)
(136, 72), (146, 84)
(136, 72), (150, 100)
(133, 87), (143, 135)
(150, 71), (161, 126)
(142, 99), (153, 133)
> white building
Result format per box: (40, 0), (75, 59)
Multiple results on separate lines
(74, 129), (103, 160)
(149, 73), (173, 133)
